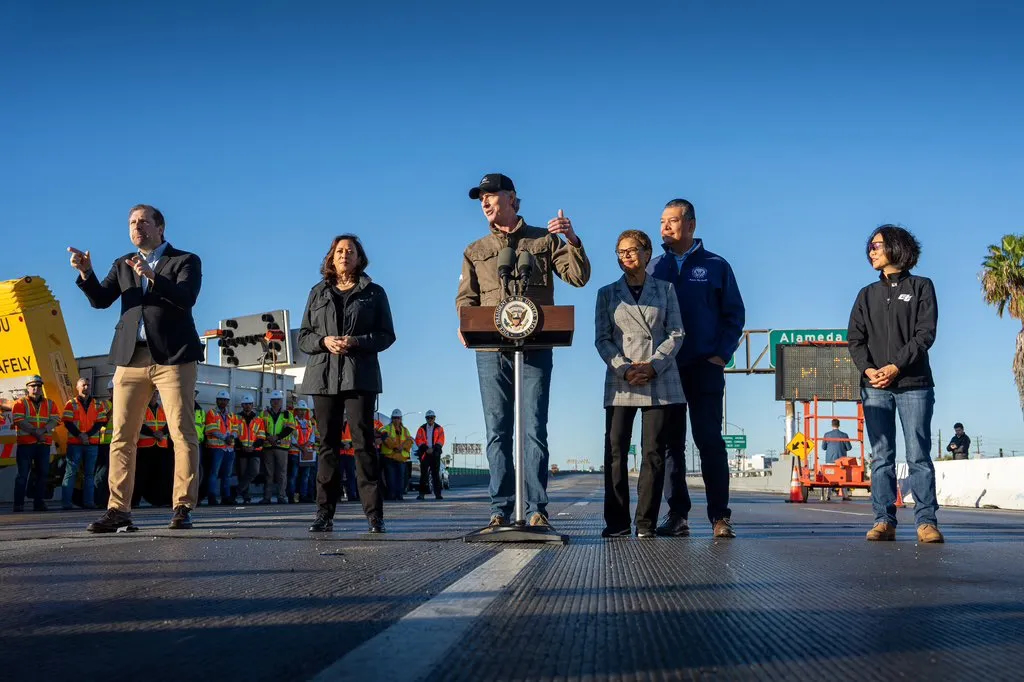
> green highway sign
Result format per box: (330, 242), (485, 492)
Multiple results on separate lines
(725, 354), (735, 369)
(769, 328), (848, 368)
(723, 434), (747, 450)
(628, 444), (636, 456)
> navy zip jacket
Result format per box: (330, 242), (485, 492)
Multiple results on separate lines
(648, 239), (745, 367)
(847, 270), (937, 390)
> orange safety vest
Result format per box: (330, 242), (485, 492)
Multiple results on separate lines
(415, 423), (446, 449)
(235, 412), (266, 450)
(12, 396), (60, 446)
(137, 406), (168, 448)
(63, 396), (107, 445)
(204, 408), (237, 449)
(294, 418), (314, 454)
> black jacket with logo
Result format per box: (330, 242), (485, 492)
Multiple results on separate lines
(847, 271), (937, 390)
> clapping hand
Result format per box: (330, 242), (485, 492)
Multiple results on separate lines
(125, 254), (155, 282)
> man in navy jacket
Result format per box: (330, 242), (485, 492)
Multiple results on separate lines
(648, 199), (745, 538)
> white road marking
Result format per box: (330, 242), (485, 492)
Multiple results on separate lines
(572, 501), (589, 507)
(310, 548), (541, 682)
(802, 507), (872, 517)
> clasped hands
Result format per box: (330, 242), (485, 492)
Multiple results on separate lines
(323, 335), (358, 355)
(865, 364), (899, 389)
(624, 362), (656, 386)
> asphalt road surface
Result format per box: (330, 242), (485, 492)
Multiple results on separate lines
(2, 473), (1022, 681)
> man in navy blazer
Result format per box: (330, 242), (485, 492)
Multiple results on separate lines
(69, 204), (203, 533)
(648, 198), (745, 539)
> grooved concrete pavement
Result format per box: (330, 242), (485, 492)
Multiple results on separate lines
(2, 473), (1022, 681)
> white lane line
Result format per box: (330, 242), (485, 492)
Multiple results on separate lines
(802, 508), (872, 517)
(571, 501), (589, 507)
(310, 548), (541, 682)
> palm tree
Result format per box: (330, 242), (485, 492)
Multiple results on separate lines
(981, 235), (1024, 419)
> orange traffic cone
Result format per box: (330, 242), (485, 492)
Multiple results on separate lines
(786, 462), (806, 503)
(895, 481), (905, 508)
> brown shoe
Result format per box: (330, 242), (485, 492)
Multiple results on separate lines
(528, 512), (551, 528)
(712, 518), (736, 539)
(917, 524), (944, 544)
(865, 522), (896, 541)
(487, 514), (507, 528)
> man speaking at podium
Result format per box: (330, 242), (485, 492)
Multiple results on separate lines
(456, 173), (591, 529)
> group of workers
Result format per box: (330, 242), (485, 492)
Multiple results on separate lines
(6, 369), (447, 511)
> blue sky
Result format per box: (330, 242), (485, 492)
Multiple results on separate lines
(3, 1), (1024, 465)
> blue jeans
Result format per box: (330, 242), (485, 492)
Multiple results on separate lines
(384, 458), (405, 500)
(340, 455), (359, 501)
(63, 444), (99, 508)
(15, 443), (51, 507)
(286, 454), (300, 499)
(862, 387), (939, 526)
(476, 349), (552, 519)
(207, 449), (235, 500)
(298, 465), (316, 499)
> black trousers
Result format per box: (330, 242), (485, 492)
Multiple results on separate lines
(417, 445), (443, 497)
(663, 360), (732, 522)
(312, 392), (382, 520)
(604, 404), (680, 531)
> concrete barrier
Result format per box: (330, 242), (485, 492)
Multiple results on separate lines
(900, 458), (1024, 510)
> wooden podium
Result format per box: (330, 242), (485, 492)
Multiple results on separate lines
(460, 301), (573, 545)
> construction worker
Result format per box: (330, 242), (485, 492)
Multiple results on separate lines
(94, 379), (114, 509)
(61, 376), (108, 509)
(339, 421), (359, 502)
(204, 390), (237, 506)
(262, 390), (295, 504)
(414, 410), (446, 500)
(294, 402), (318, 503)
(11, 375), (60, 512)
(380, 409), (413, 501)
(193, 388), (206, 450)
(135, 392), (170, 507)
(235, 395), (266, 504)
(287, 400), (314, 503)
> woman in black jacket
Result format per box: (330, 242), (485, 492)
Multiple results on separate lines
(847, 225), (942, 544)
(299, 234), (395, 533)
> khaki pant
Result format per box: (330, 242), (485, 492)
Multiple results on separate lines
(108, 345), (200, 512)
(262, 447), (288, 501)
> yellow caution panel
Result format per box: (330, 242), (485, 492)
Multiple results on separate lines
(786, 432), (815, 460)
(0, 276), (80, 463)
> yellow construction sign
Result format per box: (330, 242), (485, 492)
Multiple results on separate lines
(786, 432), (815, 460)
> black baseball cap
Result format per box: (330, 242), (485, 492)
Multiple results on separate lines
(468, 173), (516, 200)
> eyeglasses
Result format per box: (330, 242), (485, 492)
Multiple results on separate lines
(616, 247), (642, 258)
(868, 242), (885, 252)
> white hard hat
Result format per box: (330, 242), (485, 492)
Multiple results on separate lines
(216, 390), (231, 400)
(297, 400), (308, 410)
(241, 394), (254, 404)
(270, 390), (284, 400)
(107, 380), (115, 390)
(425, 410), (436, 418)
(25, 375), (44, 387)
(391, 409), (402, 418)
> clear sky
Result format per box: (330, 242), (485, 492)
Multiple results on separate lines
(3, 1), (1023, 465)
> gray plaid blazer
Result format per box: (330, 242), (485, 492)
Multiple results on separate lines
(595, 276), (685, 407)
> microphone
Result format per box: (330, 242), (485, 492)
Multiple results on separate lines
(515, 250), (536, 294)
(497, 247), (516, 297)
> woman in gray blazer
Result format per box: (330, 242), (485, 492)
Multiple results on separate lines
(595, 230), (685, 538)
